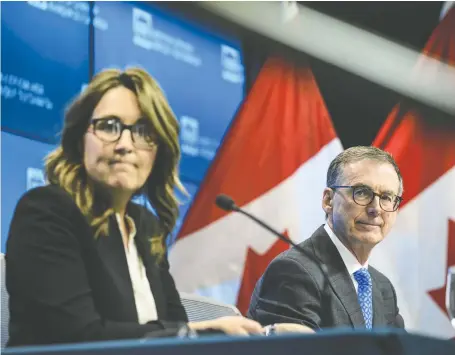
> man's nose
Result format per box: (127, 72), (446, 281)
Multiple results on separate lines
(366, 195), (381, 216)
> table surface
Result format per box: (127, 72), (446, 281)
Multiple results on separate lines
(3, 328), (454, 355)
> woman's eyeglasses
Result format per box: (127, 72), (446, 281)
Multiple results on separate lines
(90, 117), (158, 150)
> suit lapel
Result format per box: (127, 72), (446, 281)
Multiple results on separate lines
(95, 215), (137, 321)
(370, 270), (386, 327)
(311, 226), (366, 328)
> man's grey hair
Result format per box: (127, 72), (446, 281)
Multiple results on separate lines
(327, 146), (403, 195)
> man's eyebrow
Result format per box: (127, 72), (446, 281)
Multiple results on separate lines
(381, 189), (397, 195)
(351, 183), (397, 195)
(351, 182), (369, 188)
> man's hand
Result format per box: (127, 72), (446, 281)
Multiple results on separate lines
(188, 316), (263, 336)
(273, 323), (315, 334)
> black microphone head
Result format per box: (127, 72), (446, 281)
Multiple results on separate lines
(215, 194), (237, 211)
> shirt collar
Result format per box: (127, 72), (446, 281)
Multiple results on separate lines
(115, 213), (137, 241)
(324, 223), (368, 275)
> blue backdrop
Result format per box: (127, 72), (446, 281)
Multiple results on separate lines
(1, 132), (56, 250)
(0, 1), (244, 252)
(94, 1), (245, 183)
(1, 1), (90, 143)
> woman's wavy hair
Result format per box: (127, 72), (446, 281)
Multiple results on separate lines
(45, 67), (184, 242)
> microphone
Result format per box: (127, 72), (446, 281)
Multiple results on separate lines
(215, 194), (238, 212)
(215, 194), (306, 254)
(216, 194), (331, 324)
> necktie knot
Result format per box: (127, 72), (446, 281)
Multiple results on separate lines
(354, 268), (372, 286)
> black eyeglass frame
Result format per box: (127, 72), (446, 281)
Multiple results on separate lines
(330, 185), (403, 212)
(89, 117), (158, 150)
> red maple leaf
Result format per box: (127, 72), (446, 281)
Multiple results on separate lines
(428, 219), (455, 317)
(236, 230), (291, 315)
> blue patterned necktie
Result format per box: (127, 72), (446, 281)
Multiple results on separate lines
(353, 268), (373, 329)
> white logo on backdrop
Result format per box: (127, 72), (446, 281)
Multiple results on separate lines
(180, 116), (200, 157)
(27, 1), (107, 30)
(180, 116), (219, 160)
(221, 45), (244, 84)
(181, 116), (199, 145)
(133, 7), (153, 38)
(132, 7), (202, 67)
(1, 72), (53, 111)
(26, 168), (46, 191)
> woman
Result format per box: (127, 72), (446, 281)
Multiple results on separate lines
(5, 68), (263, 346)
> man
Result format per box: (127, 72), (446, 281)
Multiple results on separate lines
(248, 146), (405, 331)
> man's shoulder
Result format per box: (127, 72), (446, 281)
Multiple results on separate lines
(369, 265), (395, 288)
(276, 238), (313, 261)
(267, 228), (325, 273)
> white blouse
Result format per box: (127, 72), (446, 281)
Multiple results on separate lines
(116, 213), (158, 324)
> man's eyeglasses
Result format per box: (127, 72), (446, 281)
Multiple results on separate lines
(330, 185), (402, 212)
(89, 117), (158, 150)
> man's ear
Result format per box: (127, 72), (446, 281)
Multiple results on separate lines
(322, 187), (334, 216)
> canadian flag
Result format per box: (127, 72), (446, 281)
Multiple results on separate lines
(169, 57), (343, 310)
(371, 5), (455, 339)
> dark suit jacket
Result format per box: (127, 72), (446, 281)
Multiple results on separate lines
(6, 185), (188, 347)
(248, 225), (404, 330)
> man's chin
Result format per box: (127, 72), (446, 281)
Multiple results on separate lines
(352, 230), (384, 245)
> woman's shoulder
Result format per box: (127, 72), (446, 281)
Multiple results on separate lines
(7, 185), (90, 251)
(14, 184), (81, 218)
